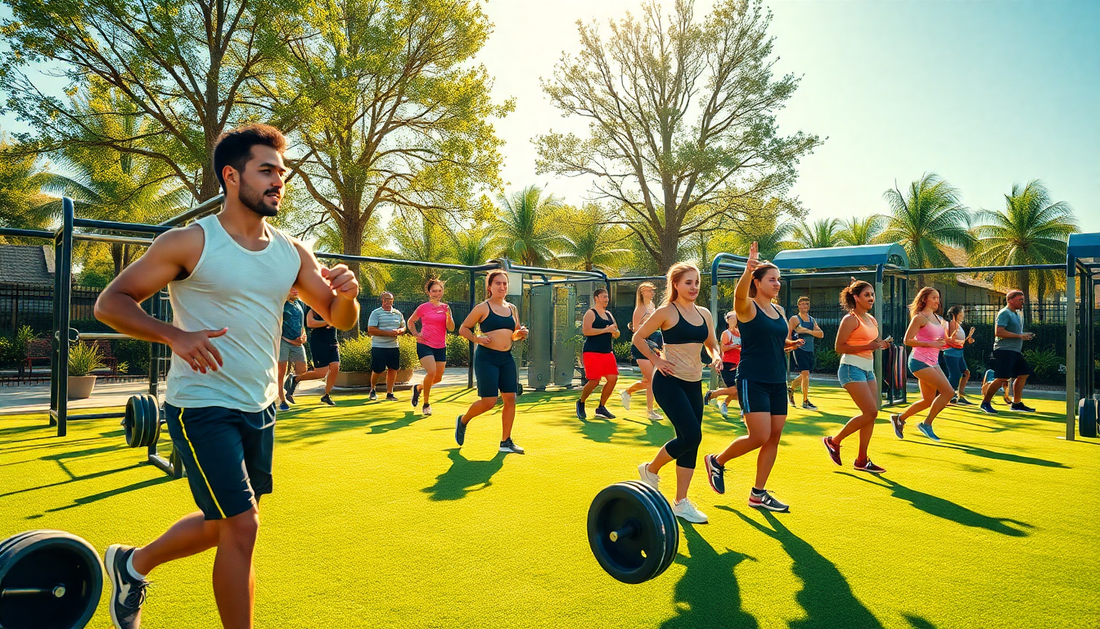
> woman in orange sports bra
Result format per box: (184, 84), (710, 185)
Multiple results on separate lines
(822, 280), (893, 474)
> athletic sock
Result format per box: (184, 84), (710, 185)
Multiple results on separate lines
(126, 551), (147, 580)
(751, 487), (766, 495)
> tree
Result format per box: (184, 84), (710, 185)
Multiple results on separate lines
(974, 180), (1078, 323)
(879, 173), (975, 278)
(556, 205), (632, 273)
(1, 0), (287, 199)
(264, 0), (508, 274)
(792, 217), (842, 249)
(493, 186), (566, 266)
(838, 215), (883, 246)
(0, 137), (53, 233)
(536, 0), (821, 271)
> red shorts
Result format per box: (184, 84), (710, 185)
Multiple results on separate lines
(583, 352), (619, 380)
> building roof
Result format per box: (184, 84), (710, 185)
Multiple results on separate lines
(0, 245), (53, 286)
(772, 243), (909, 272)
(1068, 233), (1100, 272)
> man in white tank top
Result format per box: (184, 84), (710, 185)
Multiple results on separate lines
(93, 124), (361, 629)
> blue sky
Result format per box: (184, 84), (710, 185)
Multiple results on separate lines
(3, 0), (1098, 232)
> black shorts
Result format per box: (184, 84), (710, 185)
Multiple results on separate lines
(721, 362), (738, 387)
(164, 403), (275, 521)
(416, 343), (447, 362)
(475, 346), (518, 398)
(790, 348), (815, 372)
(992, 349), (1033, 379)
(312, 343), (340, 367)
(371, 346), (400, 372)
(737, 379), (788, 416)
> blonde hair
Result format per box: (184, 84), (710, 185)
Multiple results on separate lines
(909, 287), (941, 318)
(661, 262), (700, 307)
(635, 282), (657, 308)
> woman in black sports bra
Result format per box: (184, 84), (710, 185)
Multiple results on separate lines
(632, 262), (722, 524)
(455, 269), (529, 455)
(703, 241), (803, 513)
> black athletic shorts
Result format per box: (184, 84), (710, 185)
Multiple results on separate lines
(992, 349), (1033, 379)
(416, 343), (447, 362)
(164, 402), (275, 521)
(371, 346), (400, 373)
(312, 343), (340, 367)
(631, 333), (663, 361)
(737, 379), (788, 416)
(475, 346), (518, 398)
(721, 362), (738, 387)
(790, 348), (815, 372)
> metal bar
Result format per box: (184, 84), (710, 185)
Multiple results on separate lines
(502, 260), (608, 281)
(72, 233), (154, 246)
(72, 218), (172, 235)
(52, 199), (75, 436)
(160, 195), (225, 227)
(315, 252), (500, 273)
(905, 264), (1064, 275)
(467, 269), (475, 389)
(74, 332), (131, 341)
(607, 275), (668, 283)
(0, 227), (53, 239)
(1065, 260), (1076, 440)
(782, 269), (879, 280)
(873, 264), (885, 397)
(67, 412), (127, 420)
(148, 454), (177, 477)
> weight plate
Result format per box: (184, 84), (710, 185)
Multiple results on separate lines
(141, 395), (160, 448)
(123, 395), (140, 448)
(622, 480), (678, 578)
(622, 481), (672, 578)
(587, 482), (666, 584)
(0, 530), (103, 629)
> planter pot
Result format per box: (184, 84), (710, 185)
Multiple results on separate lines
(335, 371), (374, 389)
(395, 368), (414, 385)
(67, 375), (97, 400)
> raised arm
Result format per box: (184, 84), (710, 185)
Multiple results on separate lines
(734, 241), (759, 322)
(306, 309), (329, 329)
(292, 240), (359, 331)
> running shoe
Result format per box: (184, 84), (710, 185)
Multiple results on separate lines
(822, 436), (842, 466)
(787, 386), (796, 406)
(620, 390), (632, 411)
(673, 499), (708, 523)
(594, 405), (615, 419)
(949, 396), (959, 405)
(368, 389), (377, 401)
(749, 489), (789, 512)
(955, 396), (974, 406)
(1003, 392), (1013, 406)
(704, 454), (725, 494)
(1010, 402), (1036, 413)
(802, 400), (818, 410)
(854, 459), (886, 474)
(980, 401), (998, 415)
(320, 394), (336, 406)
(285, 375), (299, 401)
(454, 415), (466, 446)
(105, 544), (148, 629)
(646, 410), (663, 421)
(499, 438), (525, 454)
(890, 413), (904, 439)
(278, 401), (290, 412)
(704, 390), (714, 406)
(917, 422), (940, 442)
(386, 393), (398, 402)
(637, 462), (660, 491)
(423, 404), (433, 416)
(718, 402), (729, 417)
(411, 384), (421, 408)
(576, 400), (587, 420)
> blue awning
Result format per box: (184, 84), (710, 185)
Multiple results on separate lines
(1067, 233), (1100, 272)
(772, 243), (909, 272)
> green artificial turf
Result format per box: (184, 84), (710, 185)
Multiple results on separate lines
(1, 382), (1098, 629)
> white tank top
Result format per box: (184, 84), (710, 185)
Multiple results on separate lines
(165, 215), (300, 412)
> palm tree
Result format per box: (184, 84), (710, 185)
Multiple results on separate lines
(838, 215), (883, 246)
(792, 218), (843, 249)
(0, 137), (55, 235)
(556, 205), (631, 273)
(879, 173), (976, 279)
(493, 185), (565, 266)
(974, 180), (1079, 323)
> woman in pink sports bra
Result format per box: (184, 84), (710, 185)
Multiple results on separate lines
(891, 287), (955, 442)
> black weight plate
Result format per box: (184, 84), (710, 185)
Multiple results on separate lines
(0, 530), (102, 629)
(621, 481), (672, 577)
(587, 483), (665, 584)
(623, 481), (679, 578)
(123, 395), (141, 448)
(141, 395), (160, 447)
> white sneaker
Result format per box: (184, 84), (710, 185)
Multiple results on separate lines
(620, 390), (631, 411)
(673, 498), (708, 523)
(719, 402), (728, 417)
(646, 410), (663, 420)
(637, 463), (660, 491)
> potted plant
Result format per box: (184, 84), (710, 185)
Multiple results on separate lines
(335, 335), (373, 388)
(67, 341), (104, 399)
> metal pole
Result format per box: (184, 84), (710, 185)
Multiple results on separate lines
(72, 233), (155, 247)
(53, 198), (75, 436)
(467, 269), (475, 389)
(159, 194), (225, 227)
(710, 268), (719, 392)
(873, 265), (885, 403)
(1065, 261), (1076, 440)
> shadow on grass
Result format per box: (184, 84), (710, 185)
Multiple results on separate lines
(578, 417), (616, 443)
(726, 507), (883, 629)
(421, 449), (506, 501)
(661, 523), (757, 629)
(903, 613), (938, 629)
(366, 411), (427, 435)
(44, 475), (173, 514)
(839, 472), (1033, 536)
(911, 440), (1068, 468)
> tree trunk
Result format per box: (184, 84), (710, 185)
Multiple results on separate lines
(338, 215), (365, 340)
(111, 243), (123, 277)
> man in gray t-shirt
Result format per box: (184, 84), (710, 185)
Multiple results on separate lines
(981, 290), (1035, 414)
(367, 292), (406, 400)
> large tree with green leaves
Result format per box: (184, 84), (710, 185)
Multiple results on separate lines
(535, 0), (820, 271)
(793, 218), (842, 249)
(0, 137), (53, 233)
(838, 215), (883, 246)
(556, 205), (631, 273)
(1, 0), (287, 199)
(493, 186), (566, 267)
(262, 0), (507, 268)
(879, 173), (975, 276)
(974, 180), (1078, 322)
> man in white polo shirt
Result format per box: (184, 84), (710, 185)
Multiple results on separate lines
(367, 291), (406, 401)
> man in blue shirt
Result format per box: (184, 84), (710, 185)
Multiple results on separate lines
(278, 289), (330, 410)
(980, 290), (1035, 414)
(787, 296), (824, 410)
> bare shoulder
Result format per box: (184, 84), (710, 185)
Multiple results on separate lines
(147, 223), (204, 266)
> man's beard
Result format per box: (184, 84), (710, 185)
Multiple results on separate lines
(239, 182), (279, 217)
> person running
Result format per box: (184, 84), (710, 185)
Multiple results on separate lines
(787, 296), (823, 410)
(621, 282), (664, 420)
(702, 242), (802, 513)
(282, 292), (339, 407)
(367, 292), (406, 401)
(704, 311), (741, 418)
(889, 287), (954, 442)
(577, 287), (621, 420)
(455, 270), (529, 454)
(634, 262), (722, 524)
(408, 279), (454, 416)
(822, 280), (892, 474)
(298, 306), (341, 406)
(93, 124), (360, 629)
(981, 360), (1013, 406)
(944, 305), (976, 405)
(980, 290), (1036, 414)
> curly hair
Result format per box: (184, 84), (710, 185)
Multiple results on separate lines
(839, 280), (873, 312)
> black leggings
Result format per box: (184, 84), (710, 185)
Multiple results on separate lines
(652, 372), (704, 469)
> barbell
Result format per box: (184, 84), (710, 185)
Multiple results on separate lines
(0, 530), (102, 629)
(123, 394), (160, 448)
(587, 481), (679, 584)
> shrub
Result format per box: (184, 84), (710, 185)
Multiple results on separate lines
(338, 335), (372, 372)
(815, 348), (840, 373)
(0, 336), (15, 368)
(1023, 348), (1062, 385)
(446, 334), (470, 367)
(613, 338), (633, 362)
(397, 333), (420, 370)
(68, 342), (105, 376)
(112, 338), (150, 375)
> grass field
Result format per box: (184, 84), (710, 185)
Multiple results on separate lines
(1, 381), (1098, 629)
